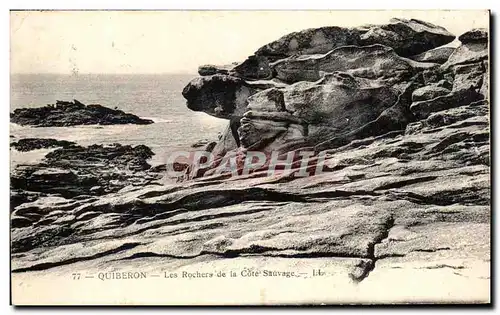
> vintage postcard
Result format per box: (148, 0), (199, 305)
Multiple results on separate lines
(10, 10), (490, 305)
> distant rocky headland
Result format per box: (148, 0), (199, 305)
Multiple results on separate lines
(10, 99), (154, 127)
(10, 18), (490, 302)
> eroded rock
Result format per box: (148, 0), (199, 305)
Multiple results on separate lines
(11, 23), (490, 299)
(412, 86), (450, 102)
(441, 30), (488, 71)
(11, 143), (162, 199)
(458, 28), (488, 44)
(182, 74), (258, 119)
(409, 46), (455, 64)
(359, 18), (455, 57)
(272, 44), (437, 84)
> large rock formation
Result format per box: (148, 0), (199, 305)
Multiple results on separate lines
(10, 100), (154, 127)
(182, 24), (486, 169)
(255, 18), (455, 60)
(11, 20), (489, 303)
(272, 44), (437, 84)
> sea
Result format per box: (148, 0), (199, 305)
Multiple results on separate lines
(10, 73), (228, 167)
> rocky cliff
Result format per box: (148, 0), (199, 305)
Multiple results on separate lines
(11, 19), (490, 303)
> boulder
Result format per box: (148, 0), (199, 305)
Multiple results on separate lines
(234, 72), (403, 153)
(11, 19), (491, 302)
(412, 86), (450, 102)
(231, 55), (273, 80)
(451, 62), (486, 93)
(199, 57), (273, 81)
(182, 74), (258, 119)
(358, 18), (455, 57)
(198, 64), (233, 76)
(409, 46), (455, 64)
(10, 100), (154, 127)
(458, 28), (488, 44)
(255, 18), (455, 60)
(10, 143), (161, 199)
(272, 44), (437, 84)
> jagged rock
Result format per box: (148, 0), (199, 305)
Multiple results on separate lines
(182, 74), (258, 119)
(10, 100), (154, 127)
(255, 18), (454, 60)
(409, 46), (455, 64)
(46, 143), (155, 171)
(272, 44), (437, 84)
(451, 62), (485, 93)
(10, 138), (77, 152)
(283, 72), (398, 127)
(11, 143), (161, 200)
(412, 85), (450, 102)
(458, 28), (488, 43)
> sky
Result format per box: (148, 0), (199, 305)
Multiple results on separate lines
(10, 10), (489, 74)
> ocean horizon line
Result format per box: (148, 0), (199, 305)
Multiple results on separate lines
(10, 72), (198, 76)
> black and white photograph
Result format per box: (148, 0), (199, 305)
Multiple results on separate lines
(9, 9), (491, 305)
